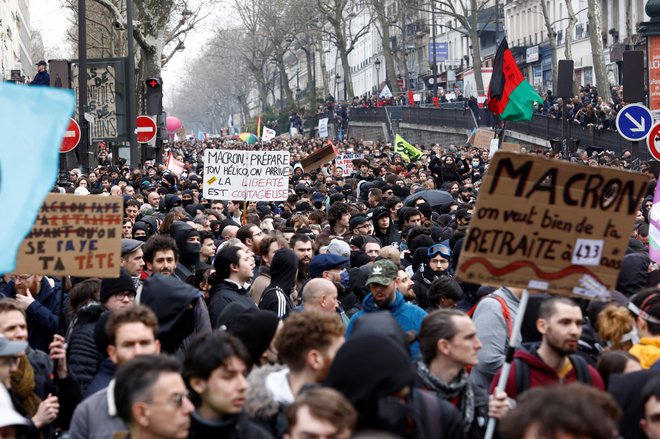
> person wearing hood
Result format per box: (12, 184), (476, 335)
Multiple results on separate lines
(371, 206), (401, 247)
(616, 252), (651, 297)
(259, 249), (298, 319)
(208, 246), (257, 327)
(346, 259), (427, 360)
(411, 241), (453, 310)
(324, 334), (465, 438)
(170, 222), (201, 281)
(139, 275), (205, 356)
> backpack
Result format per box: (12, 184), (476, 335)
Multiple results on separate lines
(513, 353), (592, 396)
(467, 294), (512, 339)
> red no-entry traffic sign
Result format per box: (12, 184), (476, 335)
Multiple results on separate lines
(60, 118), (81, 153)
(648, 122), (660, 161)
(136, 115), (157, 143)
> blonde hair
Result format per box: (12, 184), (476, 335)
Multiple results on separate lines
(379, 246), (400, 266)
(598, 304), (635, 351)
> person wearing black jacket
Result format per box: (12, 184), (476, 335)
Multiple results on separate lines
(430, 155), (463, 187)
(259, 249), (298, 319)
(208, 246), (257, 328)
(183, 331), (273, 439)
(372, 206), (400, 247)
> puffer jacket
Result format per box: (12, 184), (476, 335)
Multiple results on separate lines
(66, 303), (106, 394)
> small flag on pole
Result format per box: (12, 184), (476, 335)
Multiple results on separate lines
(167, 151), (185, 176)
(488, 38), (543, 121)
(394, 134), (422, 162)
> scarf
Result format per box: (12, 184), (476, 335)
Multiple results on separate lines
(11, 354), (42, 417)
(416, 361), (474, 432)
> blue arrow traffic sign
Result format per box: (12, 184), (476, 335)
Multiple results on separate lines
(616, 103), (653, 141)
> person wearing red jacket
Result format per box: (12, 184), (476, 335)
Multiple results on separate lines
(489, 296), (604, 405)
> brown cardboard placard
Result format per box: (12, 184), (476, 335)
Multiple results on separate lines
(300, 144), (337, 173)
(14, 194), (123, 278)
(500, 142), (521, 152)
(455, 151), (649, 299)
(470, 128), (496, 149)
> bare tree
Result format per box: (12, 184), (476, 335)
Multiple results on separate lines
(587, 0), (608, 93)
(314, 0), (374, 99)
(402, 0), (492, 95)
(367, 0), (399, 94)
(540, 0), (558, 92)
(31, 30), (46, 64)
(91, 0), (208, 77)
(564, 0), (579, 94)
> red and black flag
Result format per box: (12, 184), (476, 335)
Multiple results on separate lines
(488, 38), (543, 121)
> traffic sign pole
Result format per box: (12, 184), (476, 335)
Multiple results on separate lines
(646, 122), (660, 161)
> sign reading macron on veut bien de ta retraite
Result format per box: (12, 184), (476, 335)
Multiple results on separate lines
(455, 152), (650, 299)
(203, 149), (291, 202)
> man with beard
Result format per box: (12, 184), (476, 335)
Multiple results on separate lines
(290, 234), (313, 295)
(143, 235), (179, 277)
(456, 186), (476, 207)
(489, 297), (604, 405)
(244, 312), (344, 437)
(346, 259), (427, 360)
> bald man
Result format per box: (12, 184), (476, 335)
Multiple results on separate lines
(221, 225), (239, 241)
(302, 278), (339, 313)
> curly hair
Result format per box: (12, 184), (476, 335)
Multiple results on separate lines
(597, 304), (635, 351)
(275, 311), (344, 372)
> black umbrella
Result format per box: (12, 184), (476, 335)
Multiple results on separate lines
(404, 189), (454, 210)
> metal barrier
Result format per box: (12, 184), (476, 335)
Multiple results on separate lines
(349, 106), (648, 160)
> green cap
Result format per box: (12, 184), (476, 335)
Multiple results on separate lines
(366, 259), (398, 286)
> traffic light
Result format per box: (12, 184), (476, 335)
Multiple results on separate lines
(145, 77), (163, 115)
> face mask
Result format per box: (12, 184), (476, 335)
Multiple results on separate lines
(134, 235), (148, 243)
(184, 242), (201, 256)
(472, 160), (480, 167)
(340, 269), (350, 289)
(182, 198), (193, 207)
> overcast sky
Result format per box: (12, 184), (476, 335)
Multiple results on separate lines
(30, 0), (220, 107)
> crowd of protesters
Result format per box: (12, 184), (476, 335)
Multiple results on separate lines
(2, 132), (660, 439)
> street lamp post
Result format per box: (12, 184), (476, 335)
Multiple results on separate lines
(375, 58), (381, 95)
(431, 0), (438, 97)
(335, 73), (341, 100)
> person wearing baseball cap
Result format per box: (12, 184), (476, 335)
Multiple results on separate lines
(345, 259), (427, 360)
(29, 60), (50, 86)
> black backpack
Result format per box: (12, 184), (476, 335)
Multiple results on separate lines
(514, 354), (591, 396)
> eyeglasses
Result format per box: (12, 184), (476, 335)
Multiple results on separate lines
(12, 274), (33, 283)
(147, 392), (190, 410)
(111, 291), (137, 300)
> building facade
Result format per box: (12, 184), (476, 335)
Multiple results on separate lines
(0, 0), (31, 82)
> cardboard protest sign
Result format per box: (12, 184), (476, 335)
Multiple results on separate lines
(500, 142), (522, 152)
(300, 144), (337, 173)
(203, 149), (290, 201)
(335, 153), (363, 177)
(14, 194), (123, 277)
(455, 152), (649, 299)
(469, 128), (496, 149)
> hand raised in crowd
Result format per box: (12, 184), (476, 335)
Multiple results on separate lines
(14, 288), (35, 309)
(49, 334), (68, 379)
(32, 394), (59, 428)
(488, 389), (511, 420)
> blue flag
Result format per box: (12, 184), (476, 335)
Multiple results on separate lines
(197, 129), (204, 141)
(0, 83), (75, 274)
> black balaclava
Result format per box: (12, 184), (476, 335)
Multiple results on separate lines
(268, 248), (299, 295)
(171, 222), (201, 270)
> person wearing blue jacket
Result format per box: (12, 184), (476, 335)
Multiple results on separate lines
(346, 259), (427, 360)
(2, 275), (67, 352)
